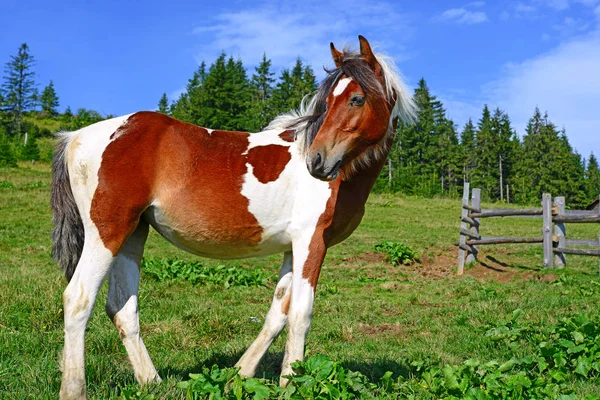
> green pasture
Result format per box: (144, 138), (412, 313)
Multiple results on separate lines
(1, 163), (599, 398)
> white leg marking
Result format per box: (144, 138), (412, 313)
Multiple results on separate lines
(105, 223), (160, 385)
(235, 252), (293, 376)
(60, 236), (114, 400)
(333, 77), (353, 97)
(280, 239), (323, 386)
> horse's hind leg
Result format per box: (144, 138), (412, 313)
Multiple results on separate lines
(235, 251), (293, 377)
(105, 221), (160, 385)
(60, 235), (115, 400)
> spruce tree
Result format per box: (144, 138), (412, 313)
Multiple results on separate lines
(186, 54), (251, 131)
(471, 105), (495, 199)
(586, 152), (600, 201)
(246, 54), (275, 131)
(460, 119), (476, 183)
(271, 69), (294, 115)
(394, 78), (439, 195)
(2, 43), (38, 135)
(0, 135), (16, 167)
(157, 93), (169, 114)
(271, 59), (317, 115)
(514, 108), (586, 205)
(40, 80), (59, 116)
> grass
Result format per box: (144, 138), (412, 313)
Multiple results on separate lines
(1, 163), (600, 398)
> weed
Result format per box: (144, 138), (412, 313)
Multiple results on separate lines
(374, 241), (419, 266)
(141, 258), (272, 288)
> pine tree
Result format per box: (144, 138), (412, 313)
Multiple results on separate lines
(271, 59), (317, 115)
(1, 43), (38, 135)
(0, 135), (16, 167)
(460, 119), (476, 183)
(246, 54), (275, 131)
(40, 80), (59, 116)
(513, 108), (586, 205)
(157, 93), (169, 114)
(394, 78), (439, 195)
(182, 54), (251, 130)
(586, 153), (600, 201)
(471, 105), (495, 199)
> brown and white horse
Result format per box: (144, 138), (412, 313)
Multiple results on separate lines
(51, 36), (416, 399)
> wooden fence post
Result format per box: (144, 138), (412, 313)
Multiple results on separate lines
(458, 183), (470, 275)
(542, 193), (553, 268)
(466, 188), (481, 265)
(553, 196), (566, 268)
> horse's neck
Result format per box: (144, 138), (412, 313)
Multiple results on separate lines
(338, 140), (391, 204)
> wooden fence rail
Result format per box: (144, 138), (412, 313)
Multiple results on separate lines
(456, 186), (600, 275)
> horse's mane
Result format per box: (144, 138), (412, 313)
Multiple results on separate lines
(265, 48), (417, 177)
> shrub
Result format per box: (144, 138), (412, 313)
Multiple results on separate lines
(141, 258), (272, 288)
(374, 241), (419, 266)
(0, 136), (17, 167)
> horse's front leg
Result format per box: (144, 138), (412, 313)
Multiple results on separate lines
(280, 232), (327, 386)
(235, 251), (293, 376)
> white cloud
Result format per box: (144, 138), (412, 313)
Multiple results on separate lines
(545, 0), (570, 10)
(192, 0), (413, 75)
(515, 2), (536, 12)
(535, 0), (600, 10)
(436, 8), (488, 24)
(481, 31), (600, 157)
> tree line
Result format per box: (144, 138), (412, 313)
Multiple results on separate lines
(0, 44), (108, 165)
(1, 43), (598, 207)
(386, 79), (599, 207)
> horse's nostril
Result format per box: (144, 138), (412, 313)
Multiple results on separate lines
(312, 152), (323, 171)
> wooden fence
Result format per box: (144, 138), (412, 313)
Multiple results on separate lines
(456, 183), (600, 275)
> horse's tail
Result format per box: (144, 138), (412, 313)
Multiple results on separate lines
(51, 133), (84, 282)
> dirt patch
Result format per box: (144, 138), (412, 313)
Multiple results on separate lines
(358, 322), (404, 337)
(465, 263), (533, 284)
(408, 248), (456, 279)
(344, 251), (386, 265)
(406, 248), (549, 284)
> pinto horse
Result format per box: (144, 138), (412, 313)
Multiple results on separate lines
(52, 36), (416, 399)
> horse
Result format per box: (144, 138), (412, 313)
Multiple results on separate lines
(51, 35), (416, 399)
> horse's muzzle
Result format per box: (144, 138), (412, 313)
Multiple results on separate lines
(307, 152), (342, 181)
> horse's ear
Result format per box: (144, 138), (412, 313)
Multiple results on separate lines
(358, 35), (382, 76)
(330, 42), (343, 68)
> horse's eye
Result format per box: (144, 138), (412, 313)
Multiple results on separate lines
(350, 95), (365, 106)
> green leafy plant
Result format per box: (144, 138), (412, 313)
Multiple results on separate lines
(374, 241), (419, 266)
(141, 258), (272, 288)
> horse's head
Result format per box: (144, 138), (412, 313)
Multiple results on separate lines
(306, 35), (411, 181)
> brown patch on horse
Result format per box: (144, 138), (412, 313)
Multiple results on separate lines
(281, 291), (291, 315)
(91, 112), (263, 256)
(301, 181), (339, 288)
(278, 130), (295, 143)
(275, 286), (286, 300)
(246, 145), (291, 184)
(302, 135), (393, 289)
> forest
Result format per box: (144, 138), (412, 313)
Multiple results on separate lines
(1, 42), (598, 207)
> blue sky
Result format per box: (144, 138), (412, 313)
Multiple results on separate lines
(2, 0), (599, 159)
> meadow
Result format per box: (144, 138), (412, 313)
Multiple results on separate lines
(1, 163), (600, 399)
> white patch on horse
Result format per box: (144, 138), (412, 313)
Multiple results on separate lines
(333, 77), (352, 97)
(65, 114), (133, 221)
(205, 128), (214, 135)
(243, 129), (292, 154)
(240, 133), (299, 252)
